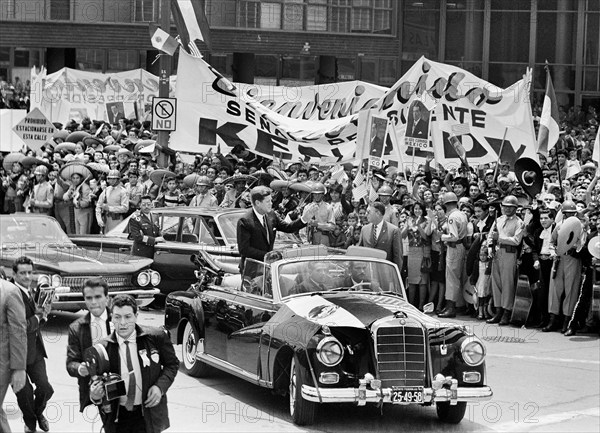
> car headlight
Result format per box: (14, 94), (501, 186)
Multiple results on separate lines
(51, 274), (62, 288)
(37, 274), (51, 286)
(149, 270), (161, 287)
(316, 336), (344, 367)
(461, 337), (485, 366)
(137, 271), (150, 287)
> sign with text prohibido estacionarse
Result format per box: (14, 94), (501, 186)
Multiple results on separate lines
(12, 108), (56, 152)
(152, 97), (177, 131)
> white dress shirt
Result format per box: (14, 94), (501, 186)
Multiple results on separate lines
(372, 221), (384, 242)
(90, 310), (108, 344)
(116, 332), (143, 407)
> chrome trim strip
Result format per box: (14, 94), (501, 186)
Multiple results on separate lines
(301, 385), (493, 404)
(197, 353), (273, 388)
(58, 289), (159, 298)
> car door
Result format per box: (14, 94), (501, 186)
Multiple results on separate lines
(152, 215), (196, 287)
(226, 260), (277, 376)
(200, 285), (240, 363)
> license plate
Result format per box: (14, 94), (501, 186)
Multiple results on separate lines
(390, 387), (424, 404)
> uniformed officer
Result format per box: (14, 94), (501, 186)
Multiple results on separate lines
(95, 170), (128, 232)
(308, 182), (336, 246)
(30, 166), (54, 215)
(128, 195), (164, 258)
(189, 176), (218, 208)
(543, 201), (586, 333)
(439, 192), (468, 318)
(378, 185), (399, 226)
(487, 195), (525, 326)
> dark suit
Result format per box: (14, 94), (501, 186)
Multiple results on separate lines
(128, 210), (161, 258)
(358, 221), (404, 271)
(0, 280), (27, 432)
(13, 283), (53, 429)
(66, 310), (112, 412)
(237, 208), (306, 270)
(370, 135), (384, 156)
(95, 325), (179, 433)
(407, 118), (429, 138)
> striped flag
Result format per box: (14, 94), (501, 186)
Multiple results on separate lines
(352, 182), (368, 201)
(171, 0), (211, 51)
(594, 128), (600, 168)
(368, 184), (378, 203)
(536, 65), (560, 157)
(449, 135), (469, 167)
(149, 24), (179, 56)
(353, 171), (365, 187)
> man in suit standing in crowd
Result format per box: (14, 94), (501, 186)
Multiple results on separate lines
(359, 202), (403, 271)
(89, 295), (179, 433)
(10, 257), (53, 433)
(237, 186), (317, 273)
(0, 279), (28, 433)
(66, 277), (112, 414)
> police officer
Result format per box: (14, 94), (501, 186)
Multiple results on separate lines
(30, 166), (54, 215)
(307, 182), (336, 246)
(129, 195), (164, 258)
(378, 185), (399, 226)
(543, 201), (585, 333)
(487, 195), (525, 326)
(189, 176), (218, 208)
(96, 170), (128, 232)
(439, 192), (468, 318)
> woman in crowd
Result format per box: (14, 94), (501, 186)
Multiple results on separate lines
(401, 201), (431, 310)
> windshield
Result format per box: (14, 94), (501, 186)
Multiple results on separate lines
(276, 258), (404, 298)
(0, 215), (73, 245)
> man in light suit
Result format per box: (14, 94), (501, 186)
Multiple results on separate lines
(0, 279), (28, 433)
(359, 202), (404, 271)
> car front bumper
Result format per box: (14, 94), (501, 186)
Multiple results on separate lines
(301, 384), (493, 405)
(52, 288), (159, 311)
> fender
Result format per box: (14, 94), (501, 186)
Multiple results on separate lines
(165, 289), (206, 345)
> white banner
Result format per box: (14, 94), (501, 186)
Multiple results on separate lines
(0, 109), (27, 152)
(169, 51), (538, 168)
(30, 67), (176, 124)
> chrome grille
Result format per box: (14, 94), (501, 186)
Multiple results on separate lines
(62, 275), (132, 293)
(373, 318), (426, 388)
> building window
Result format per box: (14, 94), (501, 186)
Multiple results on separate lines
(208, 0), (237, 26)
(107, 50), (139, 72)
(329, 0), (352, 33)
(307, 0), (327, 31)
(239, 0), (260, 28)
(134, 0), (156, 22)
(77, 48), (104, 71)
(337, 57), (356, 81)
(402, 1), (440, 60)
(584, 11), (600, 66)
(50, 0), (70, 20)
(283, 0), (304, 30)
(261, 2), (281, 29)
(445, 3), (484, 62)
(14, 0), (45, 21)
(489, 11), (530, 63)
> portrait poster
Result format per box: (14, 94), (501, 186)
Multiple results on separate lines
(404, 99), (431, 149)
(369, 115), (388, 168)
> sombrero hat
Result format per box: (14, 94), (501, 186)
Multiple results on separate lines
(556, 216), (583, 256)
(83, 136), (105, 150)
(54, 142), (76, 154)
(65, 131), (91, 143)
(104, 144), (121, 153)
(149, 169), (176, 186)
(587, 235), (600, 260)
(52, 130), (69, 143)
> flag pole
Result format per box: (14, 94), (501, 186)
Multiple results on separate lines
(157, 0), (172, 169)
(493, 127), (509, 181)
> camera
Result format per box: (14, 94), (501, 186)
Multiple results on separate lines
(84, 344), (126, 413)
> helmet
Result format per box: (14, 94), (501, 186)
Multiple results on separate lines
(311, 182), (326, 194)
(378, 185), (393, 196)
(34, 166), (48, 176)
(501, 195), (519, 207)
(195, 175), (211, 187)
(561, 200), (577, 214)
(442, 192), (458, 205)
(107, 170), (121, 179)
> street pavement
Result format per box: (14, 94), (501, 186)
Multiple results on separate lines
(4, 310), (599, 433)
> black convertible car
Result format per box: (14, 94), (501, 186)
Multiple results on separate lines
(0, 214), (159, 311)
(164, 245), (492, 425)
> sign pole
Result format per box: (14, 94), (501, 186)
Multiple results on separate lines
(157, 0), (171, 169)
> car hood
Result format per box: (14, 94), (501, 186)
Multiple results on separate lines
(266, 292), (466, 348)
(2, 245), (152, 274)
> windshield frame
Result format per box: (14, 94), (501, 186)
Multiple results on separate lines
(272, 256), (406, 303)
(0, 215), (74, 246)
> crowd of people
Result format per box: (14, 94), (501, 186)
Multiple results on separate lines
(0, 76), (31, 110)
(0, 102), (599, 336)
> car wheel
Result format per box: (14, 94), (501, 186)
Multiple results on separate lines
(436, 401), (467, 424)
(289, 355), (316, 426)
(181, 321), (211, 377)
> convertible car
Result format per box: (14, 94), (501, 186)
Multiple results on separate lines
(164, 245), (492, 426)
(71, 207), (300, 294)
(0, 214), (159, 311)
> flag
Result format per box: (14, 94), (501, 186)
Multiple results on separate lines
(368, 184), (378, 203)
(330, 165), (345, 182)
(566, 160), (581, 179)
(536, 65), (560, 157)
(449, 135), (469, 167)
(171, 0), (211, 51)
(149, 24), (179, 56)
(352, 182), (367, 201)
(353, 171), (365, 187)
(594, 128), (600, 169)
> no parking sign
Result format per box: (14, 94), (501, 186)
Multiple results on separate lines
(152, 97), (177, 131)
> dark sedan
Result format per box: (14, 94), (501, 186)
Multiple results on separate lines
(0, 214), (159, 311)
(164, 245), (492, 426)
(70, 207), (301, 294)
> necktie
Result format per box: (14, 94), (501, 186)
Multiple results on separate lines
(263, 215), (270, 243)
(371, 224), (378, 246)
(124, 341), (136, 411)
